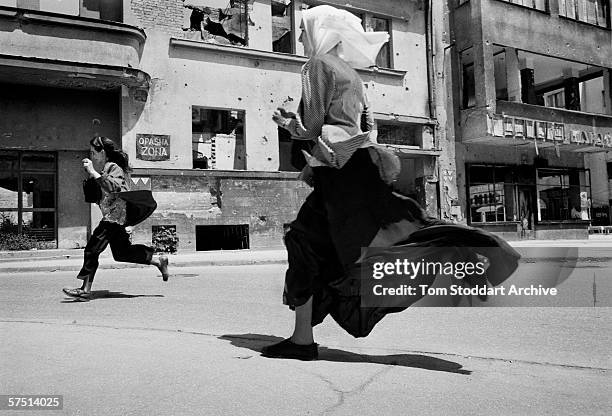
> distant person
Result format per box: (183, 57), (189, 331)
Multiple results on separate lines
(571, 206), (581, 219)
(62, 136), (169, 301)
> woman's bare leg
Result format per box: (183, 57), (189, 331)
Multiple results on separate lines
(81, 277), (92, 293)
(290, 296), (314, 345)
(261, 295), (318, 359)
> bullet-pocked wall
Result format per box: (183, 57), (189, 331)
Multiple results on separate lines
(120, 0), (437, 250)
(123, 0), (430, 170)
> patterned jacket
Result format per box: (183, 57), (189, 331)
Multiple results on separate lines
(96, 162), (129, 224)
(283, 53), (399, 185)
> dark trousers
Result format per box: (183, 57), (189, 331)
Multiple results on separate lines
(78, 221), (154, 282)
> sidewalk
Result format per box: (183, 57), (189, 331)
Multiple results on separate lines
(0, 248), (288, 274)
(2, 236), (611, 274)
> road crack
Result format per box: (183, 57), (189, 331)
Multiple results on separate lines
(297, 366), (392, 415)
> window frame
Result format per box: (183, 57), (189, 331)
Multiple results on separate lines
(272, 0), (296, 54)
(0, 150), (58, 243)
(536, 167), (592, 222)
(494, 0), (549, 13)
(191, 106), (247, 171)
(466, 164), (529, 224)
(558, 0), (610, 29)
(369, 14), (393, 69)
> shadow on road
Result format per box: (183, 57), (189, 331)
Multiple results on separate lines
(61, 291), (164, 302)
(219, 333), (471, 374)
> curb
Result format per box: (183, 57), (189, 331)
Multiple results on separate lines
(0, 258), (288, 274)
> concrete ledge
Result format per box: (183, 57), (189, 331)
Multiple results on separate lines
(131, 168), (301, 180)
(169, 37), (407, 79)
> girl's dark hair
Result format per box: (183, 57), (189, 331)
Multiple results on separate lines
(90, 136), (132, 173)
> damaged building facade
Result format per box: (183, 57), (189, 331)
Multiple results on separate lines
(448, 0), (612, 239)
(0, 0), (452, 250)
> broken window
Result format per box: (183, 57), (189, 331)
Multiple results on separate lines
(340, 9), (392, 68)
(192, 107), (246, 170)
(370, 16), (392, 68)
(184, 1), (252, 46)
(377, 123), (420, 147)
(196, 224), (249, 250)
(272, 0), (294, 53)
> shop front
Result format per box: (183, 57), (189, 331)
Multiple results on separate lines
(466, 163), (592, 240)
(459, 101), (611, 240)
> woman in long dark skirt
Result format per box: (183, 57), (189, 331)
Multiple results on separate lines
(262, 5), (520, 360)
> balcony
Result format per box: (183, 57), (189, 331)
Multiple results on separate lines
(0, 4), (148, 90)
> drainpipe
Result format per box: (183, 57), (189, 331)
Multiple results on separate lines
(424, 0), (443, 218)
(424, 0), (436, 121)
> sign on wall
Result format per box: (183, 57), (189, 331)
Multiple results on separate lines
(136, 134), (170, 161)
(488, 115), (612, 149)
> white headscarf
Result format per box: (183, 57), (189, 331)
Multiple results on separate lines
(301, 5), (389, 68)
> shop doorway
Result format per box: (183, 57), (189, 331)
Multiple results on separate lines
(0, 151), (57, 247)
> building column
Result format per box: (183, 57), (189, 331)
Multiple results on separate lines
(430, 0), (456, 220)
(563, 68), (581, 111)
(520, 57), (537, 105)
(471, 0), (497, 112)
(505, 48), (522, 102)
(603, 69), (612, 115)
(416, 156), (440, 218)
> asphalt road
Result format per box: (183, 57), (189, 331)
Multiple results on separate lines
(1, 263), (611, 415)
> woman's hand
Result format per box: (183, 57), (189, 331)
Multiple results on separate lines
(82, 158), (100, 178)
(273, 107), (294, 129)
